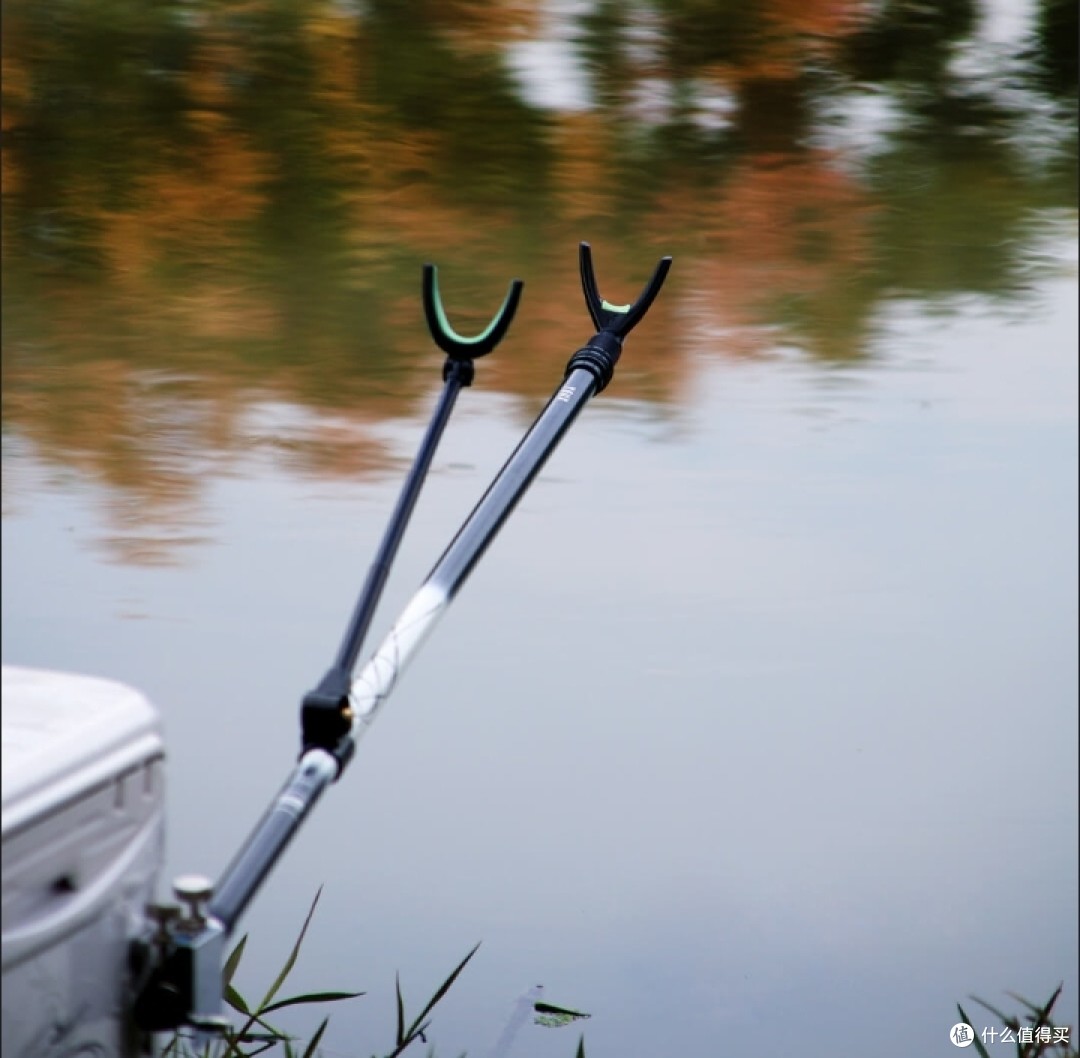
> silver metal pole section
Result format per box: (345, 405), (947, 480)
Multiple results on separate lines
(209, 749), (338, 931)
(349, 367), (599, 732)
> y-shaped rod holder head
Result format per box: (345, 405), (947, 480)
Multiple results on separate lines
(579, 242), (672, 340)
(423, 264), (524, 382)
(566, 242), (673, 392)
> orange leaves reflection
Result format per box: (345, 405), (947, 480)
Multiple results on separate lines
(662, 151), (878, 361)
(2, 335), (397, 565)
(2, 0), (1070, 563)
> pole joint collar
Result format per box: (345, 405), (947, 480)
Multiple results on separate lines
(300, 667), (356, 772)
(564, 330), (623, 392)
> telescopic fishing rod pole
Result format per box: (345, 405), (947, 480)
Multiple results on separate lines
(132, 242), (671, 1035)
(347, 243), (671, 735)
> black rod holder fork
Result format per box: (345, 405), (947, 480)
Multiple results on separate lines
(565, 241), (672, 392)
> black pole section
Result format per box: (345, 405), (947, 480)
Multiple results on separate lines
(300, 361), (470, 761)
(300, 269), (523, 765)
(333, 361), (468, 674)
(425, 366), (599, 600)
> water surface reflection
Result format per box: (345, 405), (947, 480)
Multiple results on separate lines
(2, 3), (1077, 1057)
(3, 1), (1075, 562)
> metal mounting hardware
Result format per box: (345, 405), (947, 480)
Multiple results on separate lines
(173, 874), (214, 930)
(147, 902), (181, 940)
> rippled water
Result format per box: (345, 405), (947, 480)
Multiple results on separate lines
(2, 2), (1077, 1056)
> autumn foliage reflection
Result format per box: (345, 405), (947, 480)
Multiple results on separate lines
(2, 0), (1075, 561)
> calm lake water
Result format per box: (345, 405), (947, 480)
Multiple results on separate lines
(2, 2), (1077, 1056)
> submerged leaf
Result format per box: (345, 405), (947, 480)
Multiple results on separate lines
(534, 1000), (591, 1028)
(536, 1001), (591, 1018)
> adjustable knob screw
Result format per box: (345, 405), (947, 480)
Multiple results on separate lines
(172, 874), (214, 929)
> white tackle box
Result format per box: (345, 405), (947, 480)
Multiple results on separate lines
(2, 666), (165, 1057)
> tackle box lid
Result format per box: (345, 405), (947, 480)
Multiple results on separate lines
(1, 665), (164, 837)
